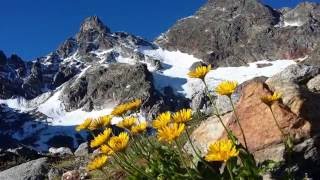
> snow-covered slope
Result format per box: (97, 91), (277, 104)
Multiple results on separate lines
(142, 48), (296, 98)
(0, 47), (297, 151)
(0, 15), (299, 152)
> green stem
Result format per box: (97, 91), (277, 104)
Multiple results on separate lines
(113, 152), (136, 175)
(99, 169), (108, 177)
(112, 154), (135, 175)
(145, 134), (156, 150)
(226, 162), (235, 180)
(180, 139), (198, 170)
(185, 129), (216, 173)
(174, 140), (194, 178)
(103, 143), (135, 175)
(228, 96), (248, 150)
(118, 152), (153, 178)
(136, 136), (150, 160)
(269, 107), (286, 137)
(203, 80), (235, 144)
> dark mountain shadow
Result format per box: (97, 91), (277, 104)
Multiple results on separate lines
(0, 104), (87, 152)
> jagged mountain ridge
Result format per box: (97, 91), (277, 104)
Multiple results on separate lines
(1, 0), (319, 151)
(0, 16), (159, 101)
(156, 0), (320, 66)
(0, 16), (191, 150)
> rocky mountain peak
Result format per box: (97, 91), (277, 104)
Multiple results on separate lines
(157, 0), (320, 67)
(76, 16), (110, 43)
(79, 16), (110, 34)
(76, 16), (114, 55)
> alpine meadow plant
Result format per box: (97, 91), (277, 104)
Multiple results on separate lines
(75, 65), (291, 179)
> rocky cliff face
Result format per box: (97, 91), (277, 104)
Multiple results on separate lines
(0, 16), (159, 101)
(156, 0), (320, 66)
(1, 1), (320, 153)
(0, 16), (176, 150)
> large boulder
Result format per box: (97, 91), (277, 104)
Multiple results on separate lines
(224, 80), (310, 151)
(0, 157), (49, 180)
(189, 80), (312, 153)
(266, 64), (320, 133)
(185, 113), (232, 155)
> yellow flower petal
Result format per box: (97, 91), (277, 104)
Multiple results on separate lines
(260, 92), (282, 106)
(157, 123), (185, 144)
(111, 103), (129, 117)
(215, 81), (238, 96)
(131, 122), (147, 135)
(87, 155), (108, 171)
(75, 118), (92, 132)
(117, 116), (137, 129)
(188, 65), (211, 79)
(100, 144), (114, 155)
(108, 132), (129, 152)
(172, 108), (192, 123)
(126, 99), (142, 112)
(90, 128), (112, 148)
(205, 139), (239, 162)
(152, 111), (171, 129)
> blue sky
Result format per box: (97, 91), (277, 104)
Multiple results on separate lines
(1, 0), (319, 60)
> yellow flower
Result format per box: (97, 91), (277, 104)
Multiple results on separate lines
(131, 122), (147, 135)
(88, 119), (103, 130)
(188, 65), (211, 79)
(126, 99), (142, 111)
(260, 92), (282, 106)
(152, 111), (171, 129)
(75, 118), (92, 132)
(108, 132), (130, 152)
(100, 115), (112, 126)
(87, 155), (108, 171)
(90, 128), (112, 148)
(117, 116), (137, 129)
(89, 115), (112, 130)
(172, 108), (192, 123)
(111, 104), (129, 116)
(205, 139), (239, 162)
(215, 80), (238, 96)
(157, 123), (185, 144)
(100, 144), (114, 155)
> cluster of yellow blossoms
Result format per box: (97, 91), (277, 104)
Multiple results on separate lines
(111, 99), (142, 116)
(78, 64), (285, 177)
(153, 109), (192, 144)
(75, 115), (112, 132)
(76, 99), (146, 171)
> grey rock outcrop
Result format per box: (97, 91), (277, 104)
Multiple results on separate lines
(307, 74), (320, 92)
(0, 157), (49, 180)
(74, 142), (89, 157)
(62, 63), (154, 111)
(49, 147), (73, 156)
(157, 0), (320, 66)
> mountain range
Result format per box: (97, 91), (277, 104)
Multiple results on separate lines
(1, 0), (320, 151)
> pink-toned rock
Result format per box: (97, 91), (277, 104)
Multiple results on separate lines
(185, 113), (232, 155)
(61, 170), (80, 180)
(224, 81), (311, 151)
